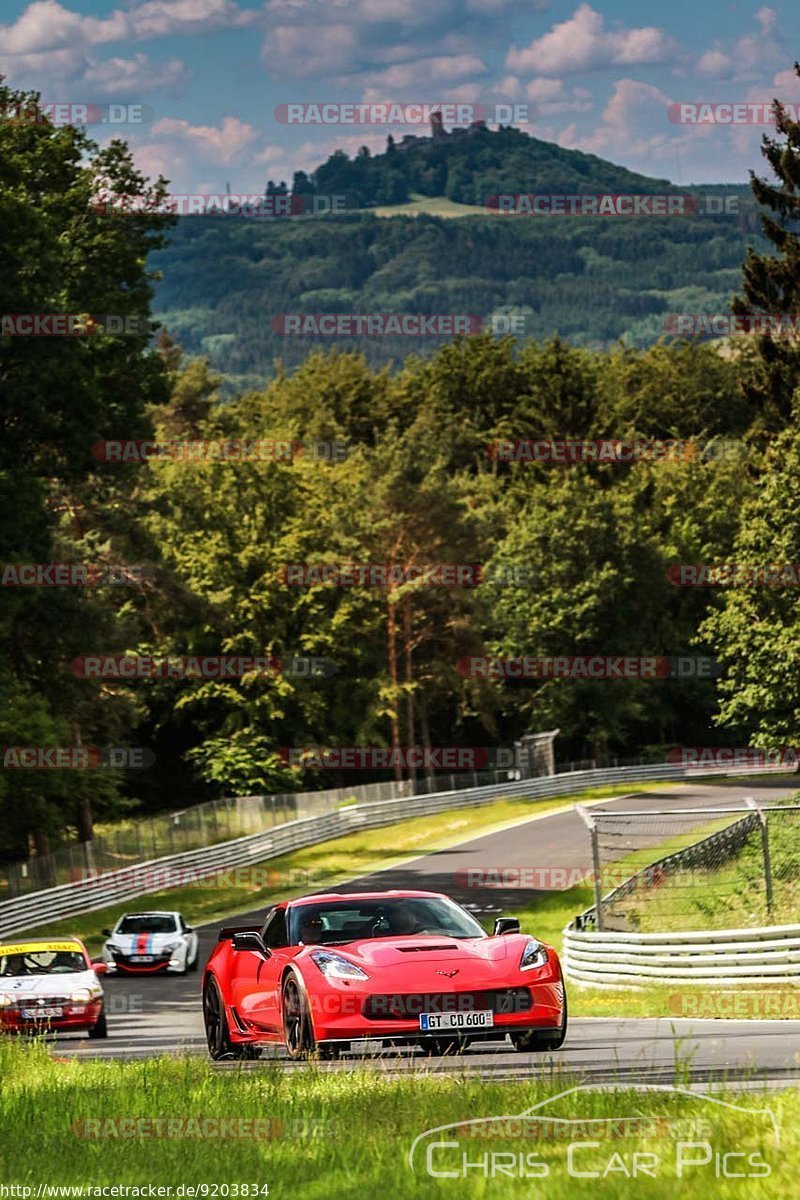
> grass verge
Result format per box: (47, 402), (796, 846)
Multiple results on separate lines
(0, 1038), (792, 1196)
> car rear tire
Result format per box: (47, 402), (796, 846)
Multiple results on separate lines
(511, 990), (568, 1052)
(88, 1009), (107, 1039)
(203, 977), (261, 1060)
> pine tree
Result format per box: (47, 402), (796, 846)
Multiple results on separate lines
(733, 62), (800, 428)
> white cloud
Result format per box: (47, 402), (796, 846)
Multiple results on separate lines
(561, 77), (686, 161)
(506, 4), (680, 76)
(696, 49), (732, 78)
(81, 53), (190, 95)
(265, 22), (359, 75)
(357, 54), (488, 90)
(0, 0), (253, 54)
(756, 6), (777, 35)
(151, 115), (262, 164)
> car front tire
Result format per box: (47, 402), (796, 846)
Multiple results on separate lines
(511, 990), (568, 1052)
(88, 1008), (108, 1039)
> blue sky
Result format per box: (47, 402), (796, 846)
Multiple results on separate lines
(2, 0), (798, 190)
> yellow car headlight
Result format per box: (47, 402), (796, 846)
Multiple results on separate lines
(0, 993), (12, 1007)
(71, 988), (92, 1003)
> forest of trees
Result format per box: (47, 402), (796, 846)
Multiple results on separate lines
(152, 199), (764, 389)
(2, 74), (800, 866)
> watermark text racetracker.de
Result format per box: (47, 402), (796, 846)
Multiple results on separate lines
(487, 437), (749, 464)
(458, 655), (720, 679)
(668, 563), (800, 587)
(1, 102), (153, 126)
(1, 315), (149, 337)
(277, 745), (529, 771)
(668, 101), (800, 125)
(485, 193), (740, 217)
(270, 313), (526, 337)
(70, 655), (336, 679)
(91, 439), (348, 463)
(277, 562), (538, 587)
(274, 102), (529, 125)
(93, 193), (348, 218)
(2, 746), (154, 769)
(1, 563), (152, 586)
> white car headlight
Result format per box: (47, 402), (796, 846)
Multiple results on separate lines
(519, 940), (549, 971)
(0, 993), (13, 1007)
(163, 942), (181, 953)
(310, 951), (369, 981)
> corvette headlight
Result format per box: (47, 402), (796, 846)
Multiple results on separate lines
(0, 993), (12, 1007)
(520, 940), (548, 971)
(310, 951), (369, 981)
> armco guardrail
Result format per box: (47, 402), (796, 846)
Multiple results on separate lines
(563, 923), (800, 988)
(0, 760), (791, 938)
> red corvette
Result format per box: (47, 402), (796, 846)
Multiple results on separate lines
(202, 889), (567, 1059)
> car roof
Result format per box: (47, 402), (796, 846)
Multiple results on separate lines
(289, 890), (447, 907)
(0, 937), (87, 949)
(118, 911), (180, 918)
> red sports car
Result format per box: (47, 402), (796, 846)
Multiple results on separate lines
(202, 889), (567, 1059)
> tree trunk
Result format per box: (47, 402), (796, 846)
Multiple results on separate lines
(72, 721), (94, 844)
(387, 596), (403, 782)
(419, 691), (435, 784)
(403, 595), (417, 788)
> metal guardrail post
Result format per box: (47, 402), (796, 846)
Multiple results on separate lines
(745, 796), (774, 915)
(575, 803), (604, 931)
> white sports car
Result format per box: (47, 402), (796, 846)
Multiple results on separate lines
(102, 911), (199, 975)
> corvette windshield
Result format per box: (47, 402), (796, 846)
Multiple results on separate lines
(289, 897), (485, 945)
(0, 948), (86, 976)
(116, 916), (178, 934)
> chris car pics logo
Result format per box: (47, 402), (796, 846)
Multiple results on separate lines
(408, 1085), (779, 1180)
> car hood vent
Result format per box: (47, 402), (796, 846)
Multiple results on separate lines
(397, 944), (457, 952)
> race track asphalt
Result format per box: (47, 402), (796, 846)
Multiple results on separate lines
(39, 777), (800, 1086)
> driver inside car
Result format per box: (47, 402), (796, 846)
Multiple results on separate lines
(298, 912), (325, 945)
(390, 903), (420, 935)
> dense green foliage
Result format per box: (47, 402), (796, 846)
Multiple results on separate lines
(3, 74), (800, 865)
(151, 203), (762, 388)
(293, 124), (676, 208)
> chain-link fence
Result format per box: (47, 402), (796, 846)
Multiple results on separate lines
(2, 734), (574, 899)
(1, 745), (672, 901)
(577, 799), (800, 932)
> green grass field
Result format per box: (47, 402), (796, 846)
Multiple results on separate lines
(0, 1039), (793, 1197)
(371, 192), (491, 217)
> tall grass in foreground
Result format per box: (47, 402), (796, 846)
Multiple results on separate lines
(0, 1039), (796, 1197)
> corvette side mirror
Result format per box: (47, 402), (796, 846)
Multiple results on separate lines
(232, 931), (270, 958)
(493, 917), (521, 936)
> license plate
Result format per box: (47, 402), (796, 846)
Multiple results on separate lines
(419, 1010), (494, 1031)
(130, 955), (154, 963)
(21, 1006), (63, 1018)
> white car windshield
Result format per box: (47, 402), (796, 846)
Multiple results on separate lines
(116, 916), (178, 934)
(0, 949), (86, 976)
(289, 897), (485, 945)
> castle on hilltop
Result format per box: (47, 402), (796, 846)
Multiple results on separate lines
(398, 110), (488, 150)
